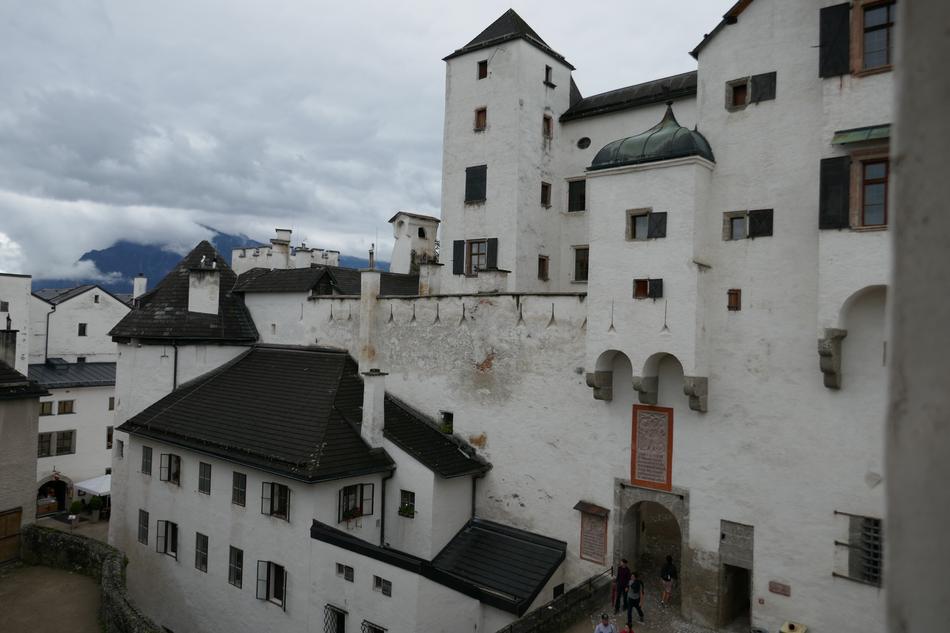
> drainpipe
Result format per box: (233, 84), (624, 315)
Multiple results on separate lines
(471, 472), (486, 520)
(172, 343), (179, 390)
(379, 469), (395, 548)
(44, 305), (55, 362)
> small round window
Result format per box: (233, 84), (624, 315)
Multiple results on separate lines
(577, 137), (591, 149)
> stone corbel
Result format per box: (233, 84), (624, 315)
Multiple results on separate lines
(683, 376), (708, 412)
(585, 371), (613, 401)
(631, 376), (658, 404)
(818, 328), (848, 389)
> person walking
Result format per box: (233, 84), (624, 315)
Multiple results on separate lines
(594, 613), (617, 633)
(626, 571), (645, 626)
(660, 555), (678, 605)
(614, 559), (632, 614)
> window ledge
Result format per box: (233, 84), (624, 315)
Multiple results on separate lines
(543, 81), (557, 89)
(831, 571), (882, 588)
(571, 280), (588, 285)
(464, 199), (486, 207)
(473, 128), (486, 133)
(853, 65), (892, 78)
(563, 210), (587, 216)
(851, 225), (888, 232)
(541, 204), (552, 209)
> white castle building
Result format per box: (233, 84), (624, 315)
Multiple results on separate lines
(109, 2), (894, 632)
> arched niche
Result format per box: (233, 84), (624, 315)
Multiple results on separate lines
(634, 352), (708, 412)
(586, 349), (633, 401)
(819, 285), (888, 389)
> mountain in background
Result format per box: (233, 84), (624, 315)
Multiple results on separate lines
(31, 227), (385, 293)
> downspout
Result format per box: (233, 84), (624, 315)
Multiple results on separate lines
(379, 469), (395, 548)
(471, 472), (486, 520)
(172, 343), (179, 390)
(44, 305), (55, 362)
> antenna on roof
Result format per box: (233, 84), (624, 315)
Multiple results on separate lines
(369, 243), (376, 270)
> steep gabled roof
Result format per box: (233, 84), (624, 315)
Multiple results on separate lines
(444, 9), (573, 69)
(561, 71), (697, 122)
(32, 284), (129, 307)
(0, 360), (49, 400)
(29, 361), (116, 389)
(109, 241), (258, 343)
(117, 346), (393, 482)
(232, 266), (420, 297)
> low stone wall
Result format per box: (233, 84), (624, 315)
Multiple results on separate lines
(496, 571), (613, 633)
(20, 525), (161, 633)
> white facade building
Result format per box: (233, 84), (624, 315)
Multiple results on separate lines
(231, 228), (340, 276)
(110, 3), (895, 632)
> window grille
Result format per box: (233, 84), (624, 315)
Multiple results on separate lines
(324, 605), (346, 633)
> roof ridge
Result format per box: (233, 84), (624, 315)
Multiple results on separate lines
(577, 70), (697, 101)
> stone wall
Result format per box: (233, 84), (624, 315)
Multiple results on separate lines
(20, 525), (160, 633)
(495, 570), (612, 633)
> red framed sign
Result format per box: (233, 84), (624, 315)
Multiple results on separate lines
(631, 404), (674, 491)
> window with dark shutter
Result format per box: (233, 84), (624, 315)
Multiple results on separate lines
(486, 238), (498, 270)
(452, 240), (465, 275)
(748, 209), (774, 237)
(820, 156), (851, 229)
(750, 72), (777, 103)
(568, 180), (586, 212)
(464, 165), (487, 203)
(648, 279), (664, 300)
(820, 3), (851, 78)
(474, 108), (487, 131)
(647, 212), (667, 238)
(477, 60), (488, 79)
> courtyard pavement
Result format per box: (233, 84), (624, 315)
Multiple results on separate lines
(36, 514), (110, 543)
(0, 563), (100, 633)
(565, 596), (718, 633)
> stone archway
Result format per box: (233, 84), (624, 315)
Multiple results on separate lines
(36, 473), (74, 516)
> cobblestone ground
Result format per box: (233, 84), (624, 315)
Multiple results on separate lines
(0, 563), (100, 633)
(564, 596), (719, 633)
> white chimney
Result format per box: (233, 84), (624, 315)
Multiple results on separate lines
(361, 369), (387, 448)
(188, 263), (220, 315)
(132, 274), (147, 299)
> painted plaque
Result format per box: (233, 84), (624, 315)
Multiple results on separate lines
(631, 405), (674, 491)
(579, 512), (607, 564)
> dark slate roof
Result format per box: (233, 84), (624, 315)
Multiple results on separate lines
(32, 284), (128, 307)
(109, 241), (258, 343)
(560, 71), (697, 122)
(233, 267), (328, 293)
(0, 360), (49, 400)
(310, 517), (565, 615)
(589, 103), (714, 170)
(690, 0), (754, 59)
(387, 211), (441, 224)
(233, 266), (419, 297)
(432, 519), (566, 614)
(444, 9), (573, 69)
(29, 362), (116, 389)
(118, 346), (393, 482)
(384, 396), (489, 478)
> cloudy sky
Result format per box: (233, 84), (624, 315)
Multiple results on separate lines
(0, 0), (730, 278)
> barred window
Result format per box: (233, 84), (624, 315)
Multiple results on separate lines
(324, 605), (346, 633)
(835, 511), (883, 587)
(362, 621), (387, 633)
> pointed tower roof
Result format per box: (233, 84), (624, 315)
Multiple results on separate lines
(444, 9), (573, 69)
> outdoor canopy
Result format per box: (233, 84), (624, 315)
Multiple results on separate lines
(74, 474), (111, 496)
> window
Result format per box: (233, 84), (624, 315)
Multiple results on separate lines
(577, 137), (591, 150)
(373, 575), (392, 597)
(723, 210), (773, 240)
(626, 210), (667, 240)
(336, 563), (354, 582)
(106, 426), (113, 449)
(537, 255), (549, 281)
(474, 107), (487, 131)
(0, 301), (7, 312)
(568, 180), (586, 212)
(467, 239), (488, 275)
(464, 165), (487, 203)
(116, 439), (124, 459)
(727, 289), (742, 311)
(573, 247), (589, 283)
(256, 560), (287, 609)
(633, 278), (664, 300)
(76, 356), (86, 363)
(138, 510), (149, 545)
(108, 396), (115, 411)
(540, 182), (551, 207)
(56, 430), (75, 455)
(861, 160), (888, 226)
(324, 605), (346, 633)
(543, 64), (554, 86)
(232, 472), (247, 506)
(862, 2), (895, 70)
(39, 401), (52, 416)
(141, 446), (153, 475)
(38, 432), (52, 458)
(417, 227), (426, 239)
(477, 59), (488, 79)
(729, 80), (748, 109)
(77, 323), (87, 336)
(195, 533), (208, 572)
(835, 512), (883, 587)
(198, 462), (211, 495)
(229, 547), (243, 588)
(105, 467), (112, 475)
(439, 411), (454, 434)
(362, 621), (387, 633)
(338, 483), (374, 522)
(542, 114), (553, 139)
(58, 400), (74, 414)
(156, 520), (178, 559)
(261, 482), (290, 520)
(399, 490), (416, 518)
(94, 294), (99, 303)
(159, 453), (182, 485)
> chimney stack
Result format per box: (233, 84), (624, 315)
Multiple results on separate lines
(132, 273), (148, 299)
(188, 258), (220, 315)
(360, 368), (387, 448)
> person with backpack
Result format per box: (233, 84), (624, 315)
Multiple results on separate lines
(626, 571), (645, 626)
(660, 555), (678, 605)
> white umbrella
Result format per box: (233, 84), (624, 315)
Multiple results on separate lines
(74, 474), (111, 496)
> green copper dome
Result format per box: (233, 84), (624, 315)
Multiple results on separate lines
(589, 103), (714, 170)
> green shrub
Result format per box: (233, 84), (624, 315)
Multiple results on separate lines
(69, 500), (83, 514)
(88, 496), (103, 511)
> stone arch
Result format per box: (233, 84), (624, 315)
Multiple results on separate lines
(635, 352), (707, 412)
(841, 285), (887, 389)
(586, 349), (633, 401)
(820, 285), (888, 389)
(36, 472), (74, 515)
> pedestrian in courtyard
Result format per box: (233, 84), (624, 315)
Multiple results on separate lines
(627, 571), (645, 626)
(614, 558), (632, 614)
(594, 612), (617, 633)
(660, 554), (678, 605)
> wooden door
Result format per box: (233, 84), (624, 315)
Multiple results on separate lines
(0, 507), (22, 563)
